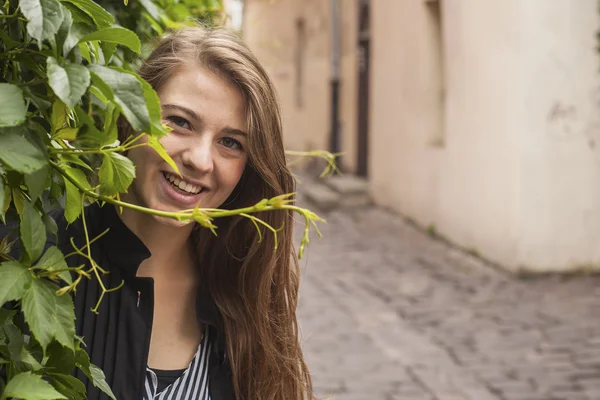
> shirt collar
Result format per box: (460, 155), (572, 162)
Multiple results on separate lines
(89, 202), (222, 329)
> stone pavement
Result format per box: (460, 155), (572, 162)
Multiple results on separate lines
(295, 204), (600, 400)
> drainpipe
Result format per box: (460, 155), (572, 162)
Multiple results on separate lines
(329, 0), (341, 166)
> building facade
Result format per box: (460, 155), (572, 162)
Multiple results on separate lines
(243, 0), (600, 273)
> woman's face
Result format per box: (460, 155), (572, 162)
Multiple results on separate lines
(123, 63), (248, 225)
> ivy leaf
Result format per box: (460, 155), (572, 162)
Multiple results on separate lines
(25, 164), (50, 202)
(44, 213), (59, 238)
(148, 136), (180, 176)
(35, 246), (72, 285)
(88, 66), (151, 133)
(49, 373), (86, 400)
(47, 57), (91, 108)
(0, 178), (5, 219)
(3, 322), (24, 363)
(62, 166), (90, 223)
(3, 371), (67, 400)
(12, 188), (25, 218)
(22, 279), (57, 351)
(102, 103), (119, 146)
(62, 21), (94, 56)
(98, 152), (135, 196)
(78, 27), (141, 54)
(21, 279), (75, 352)
(75, 347), (91, 378)
(51, 100), (67, 134)
(52, 289), (76, 350)
(59, 0), (113, 28)
(20, 0), (65, 45)
(138, 77), (168, 138)
(0, 128), (46, 174)
(21, 200), (47, 262)
(0, 84), (27, 127)
(90, 364), (116, 400)
(0, 261), (33, 305)
(21, 348), (43, 371)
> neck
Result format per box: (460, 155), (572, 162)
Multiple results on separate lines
(116, 205), (195, 278)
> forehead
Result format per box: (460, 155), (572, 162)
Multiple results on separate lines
(158, 63), (247, 130)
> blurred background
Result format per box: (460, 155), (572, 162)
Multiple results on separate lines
(228, 1), (600, 399)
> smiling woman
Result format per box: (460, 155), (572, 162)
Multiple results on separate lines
(58, 27), (313, 400)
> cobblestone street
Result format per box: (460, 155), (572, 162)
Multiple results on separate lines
(296, 204), (600, 400)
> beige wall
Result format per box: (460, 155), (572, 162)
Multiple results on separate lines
(243, 0), (358, 171)
(370, 0), (600, 272)
(244, 0), (600, 272)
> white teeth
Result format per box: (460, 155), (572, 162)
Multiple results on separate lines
(163, 172), (203, 195)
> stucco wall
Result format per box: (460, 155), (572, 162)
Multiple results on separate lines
(243, 0), (358, 171)
(371, 0), (600, 272)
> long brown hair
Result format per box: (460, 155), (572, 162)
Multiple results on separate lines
(126, 27), (313, 399)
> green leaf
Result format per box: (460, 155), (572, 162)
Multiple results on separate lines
(138, 0), (161, 20)
(21, 348), (43, 371)
(90, 364), (116, 400)
(21, 201), (46, 262)
(0, 84), (27, 127)
(100, 42), (117, 64)
(20, 0), (65, 44)
(51, 101), (67, 134)
(62, 21), (93, 56)
(0, 261), (33, 305)
(89, 85), (109, 104)
(22, 279), (56, 351)
(62, 166), (90, 223)
(25, 164), (50, 201)
(53, 289), (75, 350)
(138, 77), (168, 138)
(4, 323), (24, 363)
(0, 128), (46, 173)
(47, 57), (91, 108)
(46, 341), (76, 374)
(44, 213), (59, 237)
(73, 106), (102, 144)
(0, 178), (5, 218)
(102, 104), (119, 146)
(21, 280), (54, 340)
(36, 246), (72, 285)
(98, 152), (135, 196)
(3, 372), (67, 400)
(55, 6), (72, 56)
(59, 0), (113, 28)
(55, 127), (79, 141)
(88, 66), (151, 133)
(75, 347), (91, 379)
(148, 136), (180, 176)
(78, 27), (141, 54)
(12, 188), (25, 218)
(49, 373), (86, 400)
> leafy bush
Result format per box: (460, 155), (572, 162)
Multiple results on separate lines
(0, 0), (325, 398)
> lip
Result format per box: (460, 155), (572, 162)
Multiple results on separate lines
(161, 170), (211, 189)
(159, 172), (209, 207)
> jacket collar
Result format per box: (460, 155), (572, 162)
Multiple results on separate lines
(88, 202), (222, 329)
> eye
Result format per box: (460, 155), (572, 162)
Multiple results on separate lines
(219, 137), (243, 150)
(166, 116), (191, 130)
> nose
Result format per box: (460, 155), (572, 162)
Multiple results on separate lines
(181, 137), (214, 174)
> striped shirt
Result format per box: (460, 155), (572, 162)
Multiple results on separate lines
(143, 329), (212, 400)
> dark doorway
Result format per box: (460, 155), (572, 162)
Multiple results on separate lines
(356, 0), (370, 177)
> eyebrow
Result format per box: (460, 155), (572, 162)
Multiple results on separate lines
(162, 103), (247, 137)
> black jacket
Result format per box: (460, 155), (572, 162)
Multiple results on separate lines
(1, 202), (236, 400)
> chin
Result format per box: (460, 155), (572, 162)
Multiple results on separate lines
(151, 213), (194, 229)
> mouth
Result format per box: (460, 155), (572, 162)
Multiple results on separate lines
(162, 172), (206, 195)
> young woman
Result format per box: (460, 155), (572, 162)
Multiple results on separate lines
(22, 27), (313, 399)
